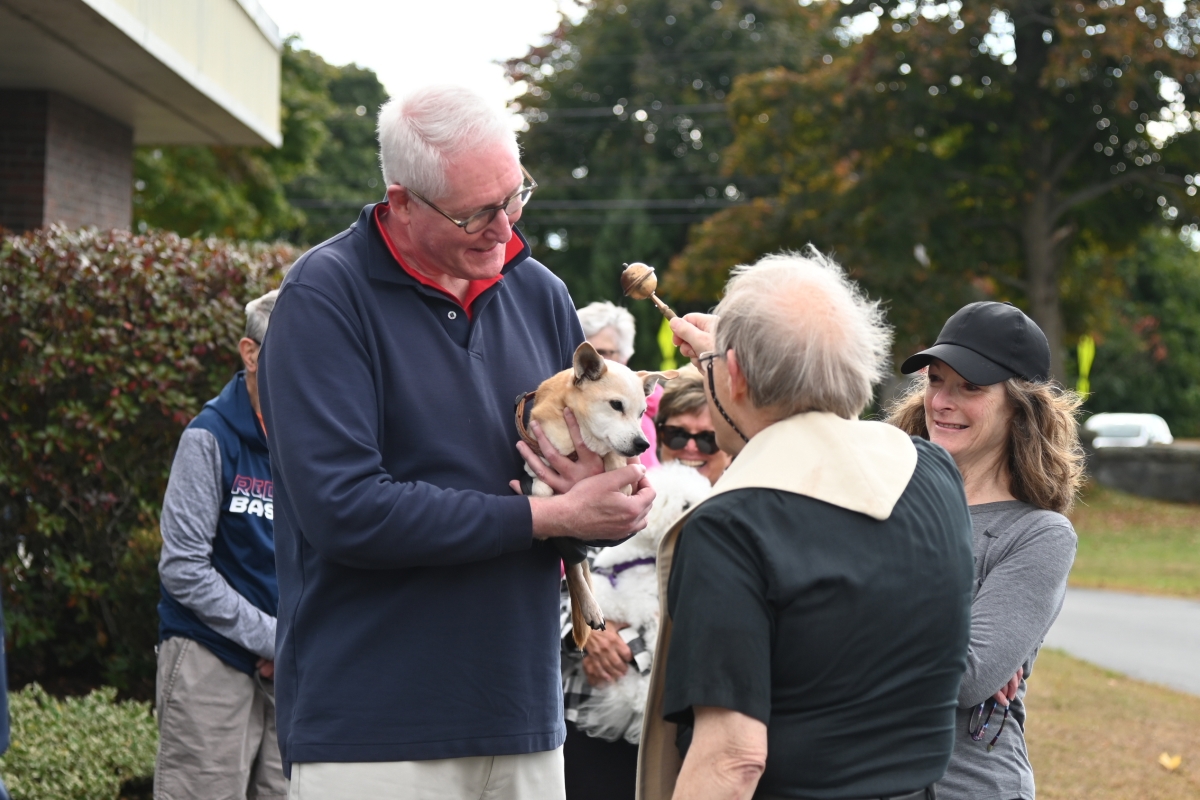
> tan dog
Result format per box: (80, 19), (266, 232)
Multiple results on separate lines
(519, 342), (676, 650)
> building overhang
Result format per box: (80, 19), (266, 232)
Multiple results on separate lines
(0, 0), (282, 147)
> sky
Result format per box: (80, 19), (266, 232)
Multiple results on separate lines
(255, 0), (586, 115)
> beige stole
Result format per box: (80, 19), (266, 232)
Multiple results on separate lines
(635, 411), (919, 800)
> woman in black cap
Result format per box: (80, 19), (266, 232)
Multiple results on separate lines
(887, 301), (1085, 800)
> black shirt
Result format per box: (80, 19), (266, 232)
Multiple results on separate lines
(663, 438), (973, 799)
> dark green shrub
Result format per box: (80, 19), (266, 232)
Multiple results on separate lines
(0, 226), (292, 698)
(0, 683), (156, 800)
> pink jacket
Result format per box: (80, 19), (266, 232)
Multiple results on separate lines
(639, 384), (663, 468)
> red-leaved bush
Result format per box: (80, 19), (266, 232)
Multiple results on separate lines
(0, 226), (293, 697)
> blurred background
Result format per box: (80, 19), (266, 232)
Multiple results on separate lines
(146, 0), (1200, 424)
(2, 1), (1200, 798)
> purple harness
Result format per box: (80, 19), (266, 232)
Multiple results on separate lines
(593, 556), (657, 587)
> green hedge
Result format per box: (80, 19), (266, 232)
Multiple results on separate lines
(0, 683), (156, 800)
(0, 226), (292, 697)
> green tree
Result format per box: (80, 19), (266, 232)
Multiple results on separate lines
(1071, 229), (1200, 435)
(668, 0), (1200, 378)
(134, 43), (387, 245)
(507, 0), (822, 367)
(285, 58), (390, 243)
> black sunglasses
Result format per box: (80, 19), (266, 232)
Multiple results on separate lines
(657, 426), (719, 455)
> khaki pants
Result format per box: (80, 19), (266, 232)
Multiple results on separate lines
(287, 747), (566, 800)
(154, 637), (287, 800)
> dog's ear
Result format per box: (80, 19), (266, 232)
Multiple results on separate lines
(637, 370), (679, 396)
(573, 342), (608, 384)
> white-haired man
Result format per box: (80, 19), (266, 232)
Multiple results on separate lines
(638, 250), (975, 800)
(259, 85), (654, 800)
(155, 290), (286, 800)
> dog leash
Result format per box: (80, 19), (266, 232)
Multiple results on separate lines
(513, 390), (579, 462)
(592, 556), (657, 587)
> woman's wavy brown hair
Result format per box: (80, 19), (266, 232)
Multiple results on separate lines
(885, 373), (1087, 514)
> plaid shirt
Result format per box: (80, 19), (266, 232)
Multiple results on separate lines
(560, 565), (654, 723)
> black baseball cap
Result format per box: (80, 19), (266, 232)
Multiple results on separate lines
(900, 301), (1051, 385)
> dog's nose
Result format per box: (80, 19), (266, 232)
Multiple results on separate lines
(630, 437), (650, 455)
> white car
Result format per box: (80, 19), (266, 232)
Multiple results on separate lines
(1084, 413), (1174, 448)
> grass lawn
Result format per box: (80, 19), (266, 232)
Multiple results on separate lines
(1067, 484), (1200, 597)
(1027, 649), (1200, 799)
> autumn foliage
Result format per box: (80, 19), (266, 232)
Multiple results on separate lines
(667, 0), (1200, 378)
(0, 226), (291, 697)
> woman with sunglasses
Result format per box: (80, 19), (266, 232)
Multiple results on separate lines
(655, 365), (731, 486)
(887, 301), (1084, 800)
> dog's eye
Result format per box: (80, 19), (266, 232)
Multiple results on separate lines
(681, 501), (692, 511)
(609, 400), (624, 413)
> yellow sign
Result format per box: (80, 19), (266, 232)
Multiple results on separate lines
(657, 316), (678, 371)
(1077, 335), (1095, 397)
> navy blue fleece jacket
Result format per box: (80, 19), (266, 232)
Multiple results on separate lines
(259, 205), (583, 768)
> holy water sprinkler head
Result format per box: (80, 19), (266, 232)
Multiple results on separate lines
(619, 262), (677, 320)
(620, 262), (659, 300)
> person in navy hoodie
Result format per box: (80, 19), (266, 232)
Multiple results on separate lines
(154, 290), (286, 800)
(259, 85), (656, 800)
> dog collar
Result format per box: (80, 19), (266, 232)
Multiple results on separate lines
(593, 556), (657, 587)
(514, 391), (579, 463)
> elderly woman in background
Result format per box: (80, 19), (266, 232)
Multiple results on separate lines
(887, 301), (1084, 800)
(577, 301), (660, 468)
(654, 365), (730, 486)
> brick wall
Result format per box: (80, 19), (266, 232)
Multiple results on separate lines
(0, 91), (49, 232)
(43, 94), (132, 230)
(0, 91), (132, 232)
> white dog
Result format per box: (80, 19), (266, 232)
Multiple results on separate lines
(572, 461), (713, 744)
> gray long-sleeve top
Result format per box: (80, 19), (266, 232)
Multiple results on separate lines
(936, 500), (1078, 800)
(157, 429), (276, 660)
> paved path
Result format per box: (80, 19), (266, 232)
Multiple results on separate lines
(1043, 588), (1200, 696)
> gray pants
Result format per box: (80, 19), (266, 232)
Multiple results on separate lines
(154, 637), (287, 800)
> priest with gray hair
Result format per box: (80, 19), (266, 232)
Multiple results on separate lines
(638, 248), (975, 800)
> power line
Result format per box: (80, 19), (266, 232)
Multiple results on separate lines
(287, 197), (751, 210)
(523, 214), (723, 225)
(534, 199), (741, 210)
(526, 103), (728, 118)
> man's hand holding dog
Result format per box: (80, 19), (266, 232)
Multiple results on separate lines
(514, 409), (655, 540)
(528, 467), (654, 540)
(514, 408), (605, 494)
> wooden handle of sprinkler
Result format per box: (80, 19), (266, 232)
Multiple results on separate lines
(651, 294), (677, 320)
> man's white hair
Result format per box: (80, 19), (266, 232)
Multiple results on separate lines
(377, 85), (518, 201)
(576, 301), (637, 361)
(713, 248), (892, 419)
(244, 289), (278, 344)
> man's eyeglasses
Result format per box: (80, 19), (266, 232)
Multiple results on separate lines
(407, 166), (537, 234)
(697, 351), (749, 443)
(658, 426), (720, 455)
(968, 699), (1010, 752)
